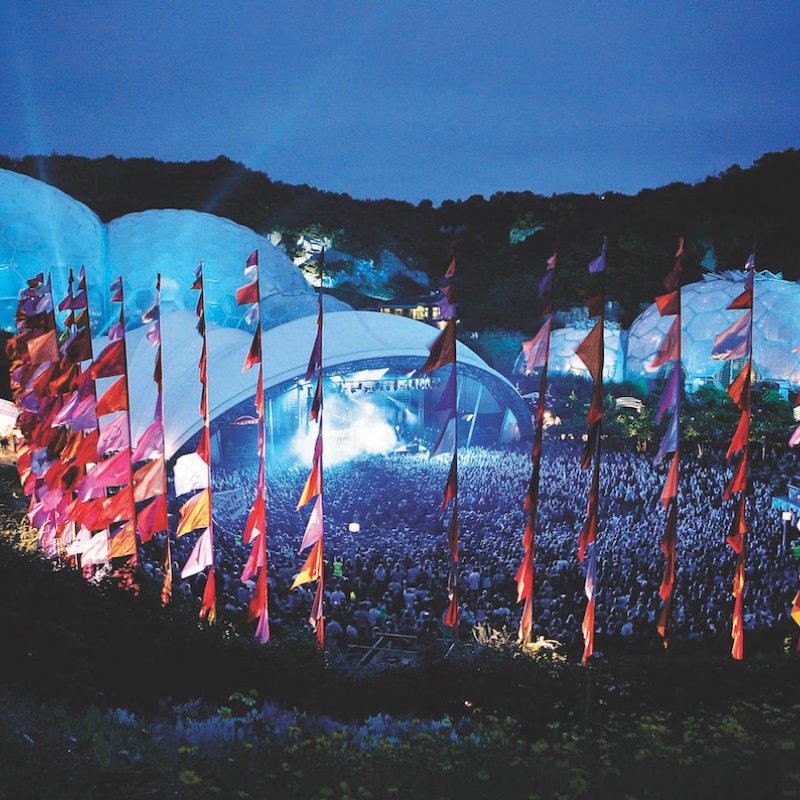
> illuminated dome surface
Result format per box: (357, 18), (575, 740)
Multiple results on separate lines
(0, 169), (106, 330)
(117, 309), (531, 457)
(107, 210), (348, 331)
(626, 272), (800, 386)
(515, 324), (626, 383)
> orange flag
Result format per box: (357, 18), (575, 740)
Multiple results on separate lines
(297, 437), (322, 510)
(133, 458), (165, 503)
(177, 488), (210, 536)
(660, 452), (679, 509)
(291, 539), (323, 589)
(727, 360), (751, 411)
(96, 377), (128, 416)
(200, 566), (217, 624)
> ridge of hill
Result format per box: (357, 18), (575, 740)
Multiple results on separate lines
(2, 149), (799, 331)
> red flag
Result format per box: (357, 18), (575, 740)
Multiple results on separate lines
(242, 494), (266, 545)
(655, 291), (680, 316)
(200, 566), (217, 624)
(651, 317), (680, 369)
(27, 331), (59, 364)
(727, 360), (751, 411)
(91, 340), (126, 379)
(726, 411), (750, 459)
(421, 321), (456, 373)
(521, 319), (552, 373)
(723, 450), (748, 501)
(575, 320), (604, 383)
(441, 454), (457, 511)
(96, 377), (128, 416)
(660, 451), (679, 509)
(243, 328), (261, 372)
(236, 281), (259, 306)
(726, 494), (747, 553)
(138, 494), (168, 542)
(65, 326), (93, 363)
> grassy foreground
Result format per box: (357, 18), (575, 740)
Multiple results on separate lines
(1, 471), (800, 798)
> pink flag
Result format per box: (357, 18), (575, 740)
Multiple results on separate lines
(97, 412), (131, 456)
(790, 424), (800, 448)
(712, 312), (752, 361)
(655, 364), (681, 425)
(132, 420), (164, 462)
(76, 449), (131, 499)
(299, 495), (324, 551)
(81, 530), (110, 567)
(521, 319), (552, 374)
(181, 528), (214, 578)
(241, 536), (265, 581)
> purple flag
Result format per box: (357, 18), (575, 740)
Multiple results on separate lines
(654, 411), (679, 465)
(712, 311), (752, 361)
(588, 237), (608, 274)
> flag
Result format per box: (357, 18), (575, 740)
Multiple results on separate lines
(660, 452), (680, 509)
(250, 567), (270, 643)
(96, 377), (128, 416)
(711, 312), (752, 361)
(421, 321), (456, 373)
(133, 458), (165, 503)
(138, 494), (168, 542)
(65, 327), (93, 363)
(582, 544), (597, 663)
(521, 319), (552, 374)
(108, 521), (137, 559)
(305, 325), (322, 380)
(181, 528), (214, 578)
(654, 411), (679, 465)
(80, 530), (110, 567)
(243, 328), (261, 372)
(441, 454), (457, 511)
(242, 494), (266, 545)
(514, 550), (533, 603)
(297, 437), (322, 509)
(27, 331), (59, 364)
(173, 452), (209, 496)
(430, 415), (456, 458)
(291, 538), (323, 588)
(791, 591), (800, 628)
(236, 281), (259, 306)
(727, 360), (751, 411)
(132, 420), (164, 463)
(299, 495), (323, 551)
(655, 291), (679, 316)
(587, 237), (607, 273)
(575, 320), (604, 383)
(91, 340), (126, 379)
(200, 566), (217, 624)
(651, 317), (680, 370)
(75, 449), (131, 499)
(176, 488), (211, 536)
(97, 412), (130, 456)
(724, 450), (748, 501)
(726, 411), (750, 459)
(655, 365), (681, 425)
(241, 536), (265, 581)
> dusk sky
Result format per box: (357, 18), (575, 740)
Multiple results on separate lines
(1, 1), (798, 203)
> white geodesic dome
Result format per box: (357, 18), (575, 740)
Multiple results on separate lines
(625, 272), (800, 387)
(0, 169), (106, 331)
(514, 323), (626, 382)
(106, 210), (349, 331)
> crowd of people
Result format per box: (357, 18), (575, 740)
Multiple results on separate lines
(140, 442), (800, 651)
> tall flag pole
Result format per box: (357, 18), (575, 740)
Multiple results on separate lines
(292, 248), (326, 646)
(236, 250), (271, 643)
(651, 240), (684, 647)
(136, 274), (171, 603)
(421, 244), (459, 630)
(515, 251), (558, 643)
(711, 252), (756, 660)
(575, 236), (608, 662)
(177, 262), (216, 624)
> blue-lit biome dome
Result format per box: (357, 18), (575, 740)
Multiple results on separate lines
(514, 323), (626, 383)
(0, 169), (106, 331)
(625, 272), (800, 388)
(107, 209), (349, 331)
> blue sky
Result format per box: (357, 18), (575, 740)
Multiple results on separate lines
(1, 0), (798, 202)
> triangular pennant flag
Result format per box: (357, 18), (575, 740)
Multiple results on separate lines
(651, 317), (680, 370)
(138, 494), (168, 542)
(291, 538), (323, 589)
(712, 312), (752, 361)
(299, 495), (324, 551)
(521, 318), (552, 374)
(421, 321), (456, 373)
(727, 360), (751, 411)
(726, 411), (750, 460)
(96, 377), (128, 417)
(176, 488), (211, 536)
(575, 320), (604, 383)
(181, 527), (214, 578)
(297, 436), (322, 509)
(660, 451), (680, 509)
